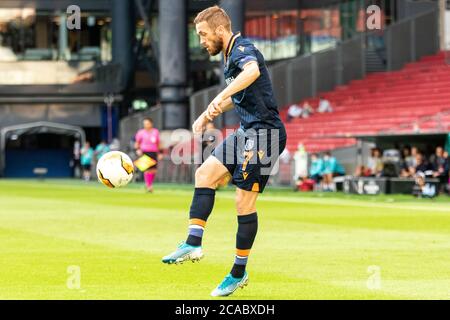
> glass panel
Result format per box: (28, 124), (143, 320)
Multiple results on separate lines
(0, 8), (37, 61)
(301, 8), (341, 53)
(245, 10), (300, 61)
(0, 8), (111, 62)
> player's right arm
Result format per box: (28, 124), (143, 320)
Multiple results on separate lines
(192, 97), (234, 134)
(207, 96), (234, 119)
(192, 111), (210, 134)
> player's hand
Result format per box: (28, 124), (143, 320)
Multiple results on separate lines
(207, 95), (224, 119)
(192, 114), (208, 134)
(157, 153), (164, 161)
(136, 149), (143, 156)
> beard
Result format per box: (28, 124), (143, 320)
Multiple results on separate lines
(208, 37), (224, 56)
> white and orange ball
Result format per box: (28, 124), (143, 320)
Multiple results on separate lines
(96, 151), (134, 188)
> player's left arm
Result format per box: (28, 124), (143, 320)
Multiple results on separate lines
(207, 61), (260, 119)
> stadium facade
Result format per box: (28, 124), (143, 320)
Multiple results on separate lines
(0, 0), (446, 178)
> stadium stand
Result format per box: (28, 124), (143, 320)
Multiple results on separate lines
(281, 51), (450, 153)
(181, 50), (449, 173)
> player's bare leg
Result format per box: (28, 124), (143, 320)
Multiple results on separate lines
(162, 156), (229, 264)
(211, 188), (258, 296)
(235, 188), (258, 216)
(194, 156), (230, 188)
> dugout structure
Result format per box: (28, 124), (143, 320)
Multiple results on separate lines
(0, 122), (85, 178)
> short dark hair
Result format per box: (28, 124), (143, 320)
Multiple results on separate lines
(143, 117), (153, 123)
(194, 5), (231, 31)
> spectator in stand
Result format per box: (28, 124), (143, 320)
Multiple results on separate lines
(413, 151), (433, 177)
(309, 153), (324, 187)
(80, 141), (94, 181)
(322, 152), (345, 191)
(412, 172), (436, 198)
(409, 146), (419, 166)
(367, 148), (384, 177)
(317, 97), (333, 113)
(400, 146), (412, 177)
(301, 101), (313, 118)
(295, 153), (324, 192)
(430, 146), (449, 192)
(286, 103), (302, 122)
(401, 146), (419, 177)
(444, 150), (450, 193)
(354, 164), (372, 177)
(354, 148), (383, 177)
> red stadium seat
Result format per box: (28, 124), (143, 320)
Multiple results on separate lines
(277, 51), (450, 153)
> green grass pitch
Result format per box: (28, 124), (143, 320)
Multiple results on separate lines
(0, 179), (449, 300)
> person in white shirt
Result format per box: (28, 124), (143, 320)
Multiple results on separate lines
(317, 97), (333, 113)
(287, 103), (302, 122)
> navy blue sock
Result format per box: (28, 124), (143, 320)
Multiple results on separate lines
(186, 188), (215, 246)
(231, 213), (258, 278)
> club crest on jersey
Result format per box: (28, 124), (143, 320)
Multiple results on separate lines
(245, 139), (254, 151)
(238, 46), (245, 52)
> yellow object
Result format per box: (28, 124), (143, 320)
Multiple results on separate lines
(134, 154), (157, 172)
(251, 183), (260, 192)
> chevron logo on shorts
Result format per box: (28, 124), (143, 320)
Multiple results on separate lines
(243, 172), (249, 180)
(258, 150), (265, 160)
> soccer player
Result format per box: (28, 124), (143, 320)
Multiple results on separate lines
(162, 6), (287, 297)
(135, 118), (161, 193)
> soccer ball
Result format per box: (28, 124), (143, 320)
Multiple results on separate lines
(96, 151), (134, 188)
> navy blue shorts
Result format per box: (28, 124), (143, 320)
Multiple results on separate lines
(212, 127), (286, 193)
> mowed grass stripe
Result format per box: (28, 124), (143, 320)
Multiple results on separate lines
(1, 183), (448, 235)
(0, 226), (409, 300)
(0, 180), (448, 299)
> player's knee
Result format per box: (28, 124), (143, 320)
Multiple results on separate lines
(194, 167), (206, 183)
(235, 193), (255, 214)
(236, 202), (254, 215)
(195, 166), (214, 188)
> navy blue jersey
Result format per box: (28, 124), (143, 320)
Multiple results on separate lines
(224, 33), (284, 131)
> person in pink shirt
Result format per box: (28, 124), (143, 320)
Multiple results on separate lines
(135, 118), (161, 192)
